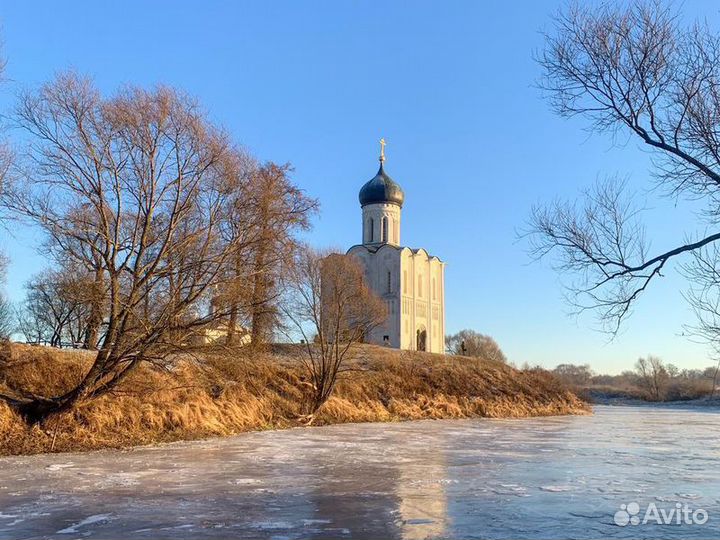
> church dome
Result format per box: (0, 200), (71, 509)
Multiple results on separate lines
(359, 163), (405, 208)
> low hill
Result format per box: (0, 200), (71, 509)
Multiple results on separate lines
(0, 343), (589, 456)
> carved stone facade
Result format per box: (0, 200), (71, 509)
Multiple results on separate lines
(347, 158), (445, 354)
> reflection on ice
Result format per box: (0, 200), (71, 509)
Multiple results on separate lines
(1, 406), (720, 539)
(396, 447), (449, 539)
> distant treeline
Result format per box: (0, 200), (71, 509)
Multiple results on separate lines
(552, 357), (719, 403)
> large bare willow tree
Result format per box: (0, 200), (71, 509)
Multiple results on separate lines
(1, 73), (252, 422)
(529, 1), (720, 342)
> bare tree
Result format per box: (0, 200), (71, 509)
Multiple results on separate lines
(528, 1), (720, 334)
(17, 269), (94, 347)
(445, 329), (507, 363)
(218, 162), (317, 346)
(553, 364), (594, 387)
(0, 73), (250, 422)
(0, 252), (11, 341)
(15, 300), (44, 345)
(282, 248), (385, 422)
(0, 50), (11, 297)
(635, 355), (669, 401)
(0, 294), (11, 340)
(244, 163), (317, 346)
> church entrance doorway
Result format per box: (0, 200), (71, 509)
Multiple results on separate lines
(416, 326), (427, 352)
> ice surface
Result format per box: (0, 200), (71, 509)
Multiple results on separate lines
(1, 406), (719, 539)
(56, 514), (113, 534)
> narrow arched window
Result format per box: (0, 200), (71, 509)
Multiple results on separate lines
(368, 218), (374, 242)
(387, 271), (392, 293)
(381, 216), (388, 243)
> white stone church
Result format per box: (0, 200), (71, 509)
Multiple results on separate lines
(347, 143), (446, 354)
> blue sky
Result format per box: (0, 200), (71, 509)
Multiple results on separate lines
(1, 1), (719, 373)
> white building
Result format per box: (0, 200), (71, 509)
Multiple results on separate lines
(347, 144), (446, 353)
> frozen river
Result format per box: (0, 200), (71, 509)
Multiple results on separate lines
(1, 405), (719, 539)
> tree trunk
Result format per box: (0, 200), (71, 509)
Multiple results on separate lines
(83, 268), (104, 350)
(227, 303), (238, 345)
(250, 240), (271, 346)
(15, 348), (126, 424)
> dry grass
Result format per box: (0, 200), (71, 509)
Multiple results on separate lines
(0, 343), (589, 456)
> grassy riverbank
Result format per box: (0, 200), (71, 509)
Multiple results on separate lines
(0, 343), (589, 456)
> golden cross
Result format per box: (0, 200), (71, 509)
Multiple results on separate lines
(379, 138), (387, 162)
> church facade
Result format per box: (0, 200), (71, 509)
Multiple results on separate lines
(347, 144), (446, 354)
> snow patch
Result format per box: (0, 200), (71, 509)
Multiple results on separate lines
(253, 521), (294, 530)
(97, 472), (141, 487)
(540, 485), (572, 492)
(229, 478), (262, 485)
(675, 492), (702, 500)
(56, 513), (113, 534)
(302, 519), (331, 525)
(46, 463), (75, 471)
(0, 512), (24, 528)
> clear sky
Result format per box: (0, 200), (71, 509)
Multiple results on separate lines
(0, 0), (719, 373)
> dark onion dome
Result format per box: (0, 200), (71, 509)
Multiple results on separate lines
(358, 163), (405, 207)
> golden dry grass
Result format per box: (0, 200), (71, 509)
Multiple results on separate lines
(0, 342), (589, 456)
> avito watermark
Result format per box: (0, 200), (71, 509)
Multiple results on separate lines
(615, 502), (709, 527)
